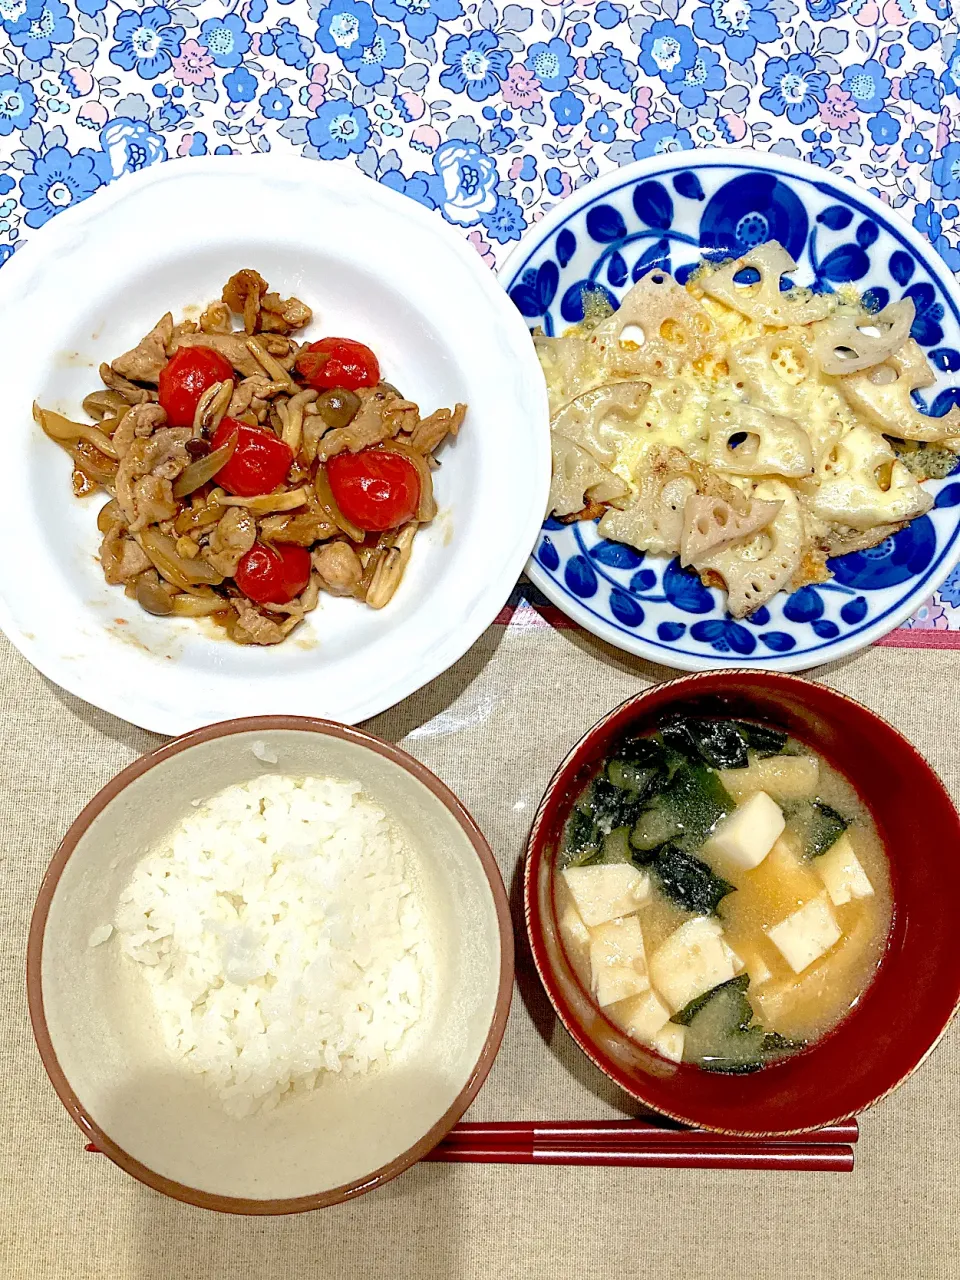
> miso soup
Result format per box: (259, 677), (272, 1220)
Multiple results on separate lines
(555, 716), (892, 1073)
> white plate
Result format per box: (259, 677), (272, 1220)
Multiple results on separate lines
(0, 157), (549, 734)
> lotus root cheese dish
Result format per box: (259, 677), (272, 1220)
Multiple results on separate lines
(537, 240), (958, 618)
(554, 716), (892, 1073)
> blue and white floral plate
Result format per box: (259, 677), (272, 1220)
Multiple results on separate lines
(501, 149), (960, 672)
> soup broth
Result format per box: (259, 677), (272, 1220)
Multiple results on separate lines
(555, 717), (893, 1073)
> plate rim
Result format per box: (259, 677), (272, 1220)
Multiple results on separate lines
(500, 146), (960, 671)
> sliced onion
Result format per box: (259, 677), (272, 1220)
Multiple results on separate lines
(82, 390), (131, 422)
(67, 442), (118, 488)
(173, 497), (224, 535)
(97, 498), (125, 535)
(98, 409), (131, 438)
(217, 485), (310, 513)
(170, 591), (228, 617)
(315, 467), (364, 542)
(34, 403), (118, 458)
(138, 528), (223, 591)
(172, 434), (236, 499)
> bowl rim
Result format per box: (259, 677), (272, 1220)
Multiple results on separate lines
(27, 714), (515, 1214)
(523, 669), (960, 1135)
(499, 147), (960, 672)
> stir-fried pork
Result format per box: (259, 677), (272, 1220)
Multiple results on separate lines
(317, 388), (419, 461)
(112, 403), (167, 457)
(38, 267), (466, 645)
(313, 541), (363, 596)
(116, 428), (191, 530)
(98, 363), (154, 404)
(409, 403), (466, 454)
(203, 508), (257, 576)
(111, 314), (174, 385)
(100, 527), (152, 584)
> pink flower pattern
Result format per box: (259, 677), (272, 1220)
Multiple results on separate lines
(303, 62), (329, 112)
(819, 85), (859, 129)
(171, 40), (215, 88)
(466, 229), (496, 267)
(501, 65), (541, 110)
(903, 598), (951, 630)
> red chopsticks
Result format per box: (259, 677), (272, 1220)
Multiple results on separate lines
(83, 1119), (858, 1175)
(422, 1119), (858, 1172)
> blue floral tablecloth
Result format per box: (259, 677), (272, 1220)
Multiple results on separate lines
(2, 0), (960, 639)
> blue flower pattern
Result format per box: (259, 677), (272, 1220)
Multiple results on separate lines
(440, 30), (510, 102)
(20, 142), (99, 225)
(198, 15), (252, 70)
(1, 0), (960, 646)
(109, 6), (183, 81)
(6, 0), (74, 62)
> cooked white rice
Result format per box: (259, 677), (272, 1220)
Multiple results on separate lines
(114, 774), (428, 1117)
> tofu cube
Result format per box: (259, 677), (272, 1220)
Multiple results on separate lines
(612, 988), (672, 1044)
(651, 1023), (686, 1064)
(766, 894), (841, 974)
(815, 833), (874, 907)
(562, 864), (652, 928)
(589, 915), (649, 1007)
(648, 916), (738, 1013)
(558, 897), (591, 951)
(703, 791), (785, 872)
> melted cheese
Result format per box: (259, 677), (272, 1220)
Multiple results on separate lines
(565, 302), (857, 488)
(536, 246), (950, 616)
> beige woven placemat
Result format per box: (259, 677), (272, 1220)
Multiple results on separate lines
(1, 622), (957, 1280)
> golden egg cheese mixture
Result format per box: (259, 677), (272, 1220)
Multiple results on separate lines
(538, 241), (960, 618)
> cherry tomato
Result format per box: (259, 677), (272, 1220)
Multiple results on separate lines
(235, 543), (311, 605)
(326, 449), (420, 531)
(210, 418), (293, 497)
(295, 337), (380, 391)
(158, 347), (235, 428)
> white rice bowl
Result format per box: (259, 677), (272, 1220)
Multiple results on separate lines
(35, 726), (508, 1207)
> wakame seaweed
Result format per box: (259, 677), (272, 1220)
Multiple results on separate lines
(674, 975), (752, 1026)
(651, 844), (735, 915)
(605, 737), (669, 798)
(588, 776), (646, 834)
(658, 715), (787, 769)
(677, 977), (805, 1074)
(733, 720), (788, 758)
(794, 799), (850, 858)
(561, 808), (601, 868)
(657, 760), (733, 850)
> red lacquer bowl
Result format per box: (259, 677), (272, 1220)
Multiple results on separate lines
(524, 671), (960, 1135)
